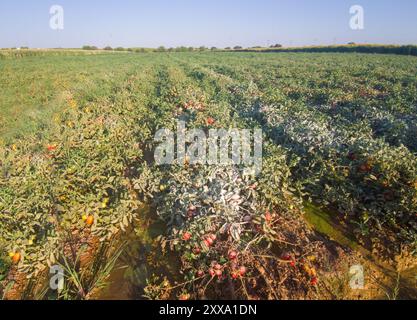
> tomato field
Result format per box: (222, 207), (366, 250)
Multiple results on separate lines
(0, 51), (416, 300)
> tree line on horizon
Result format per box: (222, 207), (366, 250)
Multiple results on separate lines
(4, 43), (416, 57)
(81, 44), (284, 52)
(79, 43), (417, 56)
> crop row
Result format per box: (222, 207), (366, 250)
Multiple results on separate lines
(1, 52), (416, 299)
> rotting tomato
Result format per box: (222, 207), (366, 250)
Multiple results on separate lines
(228, 250), (238, 260)
(196, 270), (204, 277)
(347, 152), (357, 161)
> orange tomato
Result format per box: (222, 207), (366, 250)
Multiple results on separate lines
(86, 215), (94, 227)
(12, 252), (21, 264)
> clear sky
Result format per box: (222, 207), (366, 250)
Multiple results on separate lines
(0, 0), (416, 48)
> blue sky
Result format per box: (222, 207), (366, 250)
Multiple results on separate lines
(0, 0), (416, 48)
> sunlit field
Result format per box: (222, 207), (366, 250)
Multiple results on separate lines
(1, 50), (416, 300)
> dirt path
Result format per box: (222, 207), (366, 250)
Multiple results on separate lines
(304, 202), (417, 300)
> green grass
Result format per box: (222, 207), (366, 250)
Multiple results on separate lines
(304, 203), (359, 250)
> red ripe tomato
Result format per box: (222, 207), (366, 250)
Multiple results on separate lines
(231, 272), (239, 280)
(310, 277), (318, 286)
(265, 211), (272, 222)
(209, 268), (216, 277)
(215, 269), (222, 277)
(203, 239), (211, 247)
(206, 237), (214, 246)
(47, 145), (57, 152)
(214, 264), (222, 270)
(206, 117), (215, 126)
(182, 232), (191, 241)
(196, 270), (204, 277)
(209, 234), (217, 241)
(239, 266), (247, 276)
(193, 247), (201, 255)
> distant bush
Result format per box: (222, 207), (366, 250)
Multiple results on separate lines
(115, 47), (125, 51)
(82, 45), (98, 50)
(233, 46), (243, 50)
(239, 44), (417, 56)
(174, 46), (188, 52)
(103, 46), (113, 51)
(270, 44), (283, 48)
(133, 48), (146, 53)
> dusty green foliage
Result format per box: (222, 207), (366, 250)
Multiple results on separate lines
(0, 59), (157, 277)
(0, 51), (416, 300)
